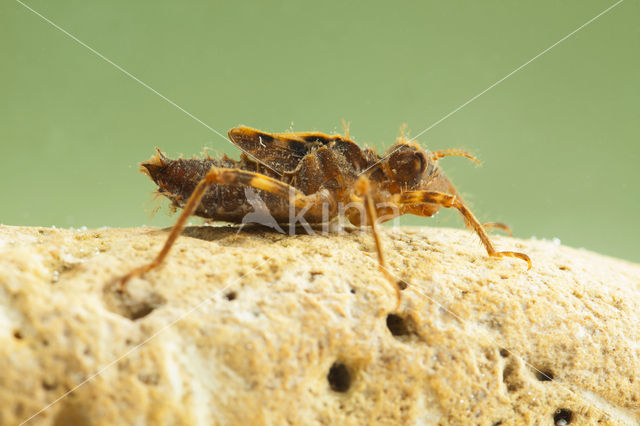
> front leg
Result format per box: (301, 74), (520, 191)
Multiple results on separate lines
(396, 190), (531, 269)
(119, 167), (331, 290)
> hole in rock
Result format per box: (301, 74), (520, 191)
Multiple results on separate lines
(328, 362), (351, 392)
(535, 369), (554, 381)
(129, 303), (156, 320)
(554, 408), (573, 425)
(386, 314), (410, 336)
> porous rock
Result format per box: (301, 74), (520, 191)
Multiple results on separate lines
(0, 224), (639, 425)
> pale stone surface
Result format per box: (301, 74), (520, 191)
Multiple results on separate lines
(0, 224), (639, 425)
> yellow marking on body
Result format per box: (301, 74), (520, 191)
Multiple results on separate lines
(400, 191), (455, 206)
(249, 176), (283, 193)
(400, 192), (424, 204)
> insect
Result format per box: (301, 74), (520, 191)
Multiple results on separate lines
(119, 125), (531, 304)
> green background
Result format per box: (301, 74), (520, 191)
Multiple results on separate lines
(2, 1), (638, 262)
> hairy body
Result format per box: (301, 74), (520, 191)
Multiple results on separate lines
(122, 126), (530, 304)
(141, 127), (458, 226)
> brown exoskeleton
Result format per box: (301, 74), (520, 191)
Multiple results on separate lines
(120, 126), (531, 304)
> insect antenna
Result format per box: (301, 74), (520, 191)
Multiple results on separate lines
(482, 222), (513, 236)
(431, 149), (482, 166)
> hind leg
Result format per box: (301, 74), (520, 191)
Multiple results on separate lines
(119, 167), (332, 290)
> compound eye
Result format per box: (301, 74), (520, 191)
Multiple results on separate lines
(388, 149), (426, 187)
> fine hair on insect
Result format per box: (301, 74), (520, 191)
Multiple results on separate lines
(119, 124), (531, 305)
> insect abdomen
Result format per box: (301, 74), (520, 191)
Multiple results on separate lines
(140, 152), (251, 220)
(141, 151), (301, 222)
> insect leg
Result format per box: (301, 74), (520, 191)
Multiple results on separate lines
(119, 167), (330, 290)
(355, 176), (402, 308)
(396, 190), (531, 269)
(119, 170), (219, 289)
